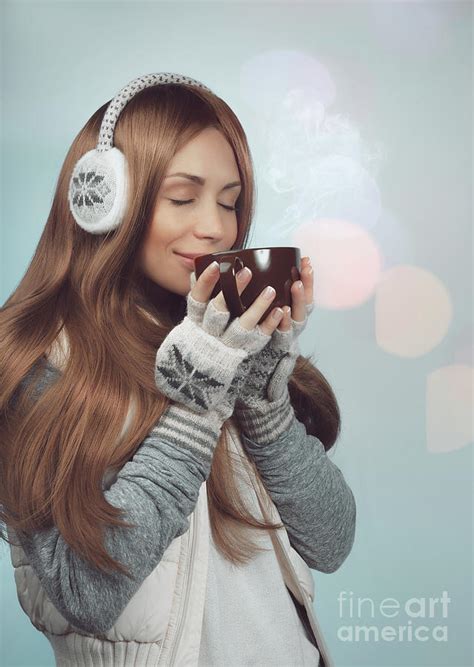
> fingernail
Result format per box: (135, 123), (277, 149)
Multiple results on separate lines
(237, 267), (251, 280)
(272, 308), (283, 320)
(296, 281), (303, 289)
(263, 286), (275, 300)
(209, 261), (219, 273)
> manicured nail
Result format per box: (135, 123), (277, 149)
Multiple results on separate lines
(263, 286), (275, 299)
(209, 261), (219, 272)
(272, 308), (283, 320)
(237, 267), (252, 281)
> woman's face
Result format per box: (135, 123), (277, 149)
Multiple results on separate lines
(140, 127), (241, 296)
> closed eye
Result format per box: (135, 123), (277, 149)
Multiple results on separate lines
(169, 199), (238, 212)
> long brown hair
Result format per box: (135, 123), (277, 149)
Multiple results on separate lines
(0, 81), (341, 577)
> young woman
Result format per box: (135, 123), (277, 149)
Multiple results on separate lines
(0, 72), (356, 666)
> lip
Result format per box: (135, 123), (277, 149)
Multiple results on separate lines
(174, 252), (200, 270)
(174, 251), (208, 259)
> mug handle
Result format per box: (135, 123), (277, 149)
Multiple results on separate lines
(218, 257), (246, 316)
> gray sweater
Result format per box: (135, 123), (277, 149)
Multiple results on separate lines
(9, 359), (356, 636)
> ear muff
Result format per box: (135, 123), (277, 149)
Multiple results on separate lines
(67, 72), (212, 235)
(68, 147), (127, 234)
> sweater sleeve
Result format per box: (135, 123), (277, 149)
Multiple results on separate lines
(239, 410), (357, 574)
(9, 362), (224, 636)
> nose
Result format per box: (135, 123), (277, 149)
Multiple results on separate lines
(191, 204), (229, 241)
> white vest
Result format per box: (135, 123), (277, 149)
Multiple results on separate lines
(8, 420), (335, 666)
(8, 333), (336, 665)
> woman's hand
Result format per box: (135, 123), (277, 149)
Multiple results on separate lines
(189, 261), (286, 334)
(234, 255), (315, 408)
(277, 255), (314, 331)
(154, 261), (289, 422)
(231, 255), (315, 443)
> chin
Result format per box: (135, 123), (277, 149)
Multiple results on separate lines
(166, 277), (191, 297)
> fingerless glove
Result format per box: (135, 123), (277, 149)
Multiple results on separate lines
(234, 302), (315, 445)
(154, 287), (272, 457)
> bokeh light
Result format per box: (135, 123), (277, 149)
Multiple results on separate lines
(426, 365), (473, 453)
(292, 218), (383, 310)
(375, 265), (453, 358)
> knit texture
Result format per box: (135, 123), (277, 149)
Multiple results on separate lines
(154, 290), (271, 424)
(234, 386), (296, 447)
(96, 73), (212, 152)
(234, 301), (315, 444)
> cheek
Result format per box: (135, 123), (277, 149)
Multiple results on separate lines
(140, 225), (167, 276)
(226, 220), (239, 246)
(145, 212), (176, 253)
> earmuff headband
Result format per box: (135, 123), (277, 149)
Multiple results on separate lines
(68, 72), (212, 234)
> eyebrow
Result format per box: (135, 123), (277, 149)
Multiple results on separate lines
(165, 172), (242, 191)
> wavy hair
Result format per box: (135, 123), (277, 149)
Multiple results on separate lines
(0, 82), (341, 576)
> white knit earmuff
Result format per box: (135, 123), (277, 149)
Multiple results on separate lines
(67, 72), (213, 235)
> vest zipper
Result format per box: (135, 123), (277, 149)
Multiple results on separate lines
(167, 508), (198, 665)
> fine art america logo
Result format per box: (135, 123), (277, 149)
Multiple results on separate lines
(336, 591), (451, 643)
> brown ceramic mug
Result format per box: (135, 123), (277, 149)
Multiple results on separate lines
(194, 247), (301, 325)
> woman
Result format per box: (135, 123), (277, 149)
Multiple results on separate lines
(0, 72), (356, 666)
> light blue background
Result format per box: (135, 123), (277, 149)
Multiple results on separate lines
(1, 2), (472, 666)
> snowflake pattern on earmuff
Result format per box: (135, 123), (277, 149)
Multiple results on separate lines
(68, 150), (118, 227)
(70, 169), (111, 209)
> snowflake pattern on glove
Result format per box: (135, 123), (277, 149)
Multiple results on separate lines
(235, 301), (314, 407)
(70, 169), (112, 209)
(236, 343), (284, 403)
(155, 343), (225, 411)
